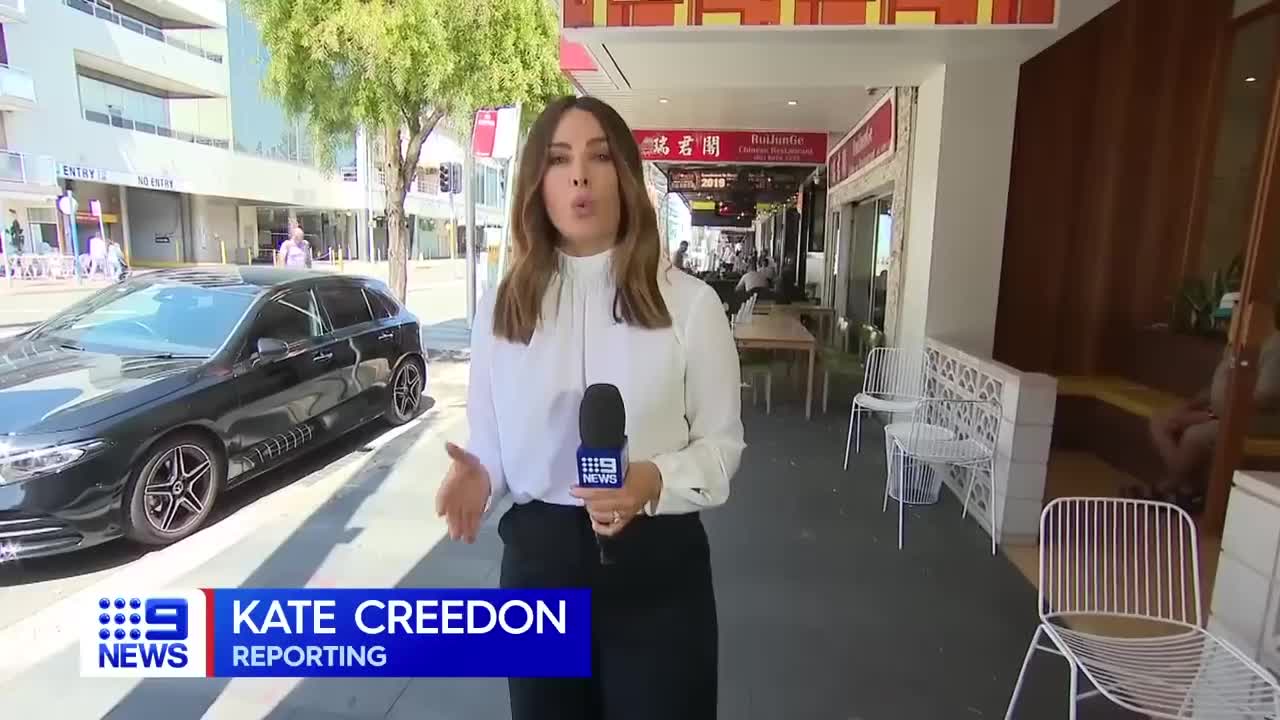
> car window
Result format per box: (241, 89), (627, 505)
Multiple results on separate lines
(364, 288), (396, 320)
(249, 290), (325, 346)
(317, 285), (374, 330)
(26, 282), (255, 356)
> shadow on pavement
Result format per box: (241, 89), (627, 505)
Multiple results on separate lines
(100, 383), (1142, 720)
(0, 398), (436, 589)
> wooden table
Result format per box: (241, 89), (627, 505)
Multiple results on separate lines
(733, 313), (817, 420)
(753, 302), (835, 344)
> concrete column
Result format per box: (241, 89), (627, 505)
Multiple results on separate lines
(118, 185), (132, 265)
(897, 62), (1020, 356)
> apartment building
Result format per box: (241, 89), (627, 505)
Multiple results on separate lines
(0, 0), (506, 266)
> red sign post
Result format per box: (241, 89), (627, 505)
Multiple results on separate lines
(472, 109), (499, 158)
(827, 93), (895, 186)
(633, 129), (828, 165)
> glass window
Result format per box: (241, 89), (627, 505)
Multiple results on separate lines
(1196, 12), (1280, 280)
(367, 288), (402, 319)
(317, 286), (373, 329)
(249, 290), (325, 346)
(28, 282), (257, 356)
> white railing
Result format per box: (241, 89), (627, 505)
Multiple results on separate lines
(0, 0), (25, 14)
(0, 151), (56, 185)
(0, 65), (35, 105)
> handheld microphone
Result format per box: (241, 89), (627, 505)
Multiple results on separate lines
(576, 383), (627, 564)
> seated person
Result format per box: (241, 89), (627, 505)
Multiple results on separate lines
(1130, 305), (1280, 511)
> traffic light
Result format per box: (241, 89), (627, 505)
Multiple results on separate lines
(438, 163), (452, 194)
(450, 162), (463, 195)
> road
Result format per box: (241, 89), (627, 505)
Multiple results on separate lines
(0, 259), (476, 352)
(0, 261), (513, 719)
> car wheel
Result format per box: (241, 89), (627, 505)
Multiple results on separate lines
(385, 356), (426, 426)
(122, 432), (224, 546)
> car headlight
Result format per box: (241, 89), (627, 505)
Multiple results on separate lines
(0, 439), (109, 485)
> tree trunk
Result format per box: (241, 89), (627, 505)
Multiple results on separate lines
(385, 124), (410, 302)
(382, 112), (444, 303)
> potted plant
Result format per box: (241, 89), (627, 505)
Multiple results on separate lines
(1177, 254), (1243, 334)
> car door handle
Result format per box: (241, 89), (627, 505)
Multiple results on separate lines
(313, 351), (333, 363)
(378, 332), (395, 341)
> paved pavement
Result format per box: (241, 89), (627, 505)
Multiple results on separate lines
(0, 265), (1124, 719)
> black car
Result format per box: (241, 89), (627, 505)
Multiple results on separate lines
(0, 266), (428, 560)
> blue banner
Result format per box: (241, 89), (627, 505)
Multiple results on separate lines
(208, 588), (592, 678)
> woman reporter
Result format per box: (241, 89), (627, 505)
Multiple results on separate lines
(435, 96), (745, 720)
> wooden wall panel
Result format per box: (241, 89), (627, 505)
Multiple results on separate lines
(993, 0), (1230, 377)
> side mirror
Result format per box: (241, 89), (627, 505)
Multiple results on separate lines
(256, 337), (289, 363)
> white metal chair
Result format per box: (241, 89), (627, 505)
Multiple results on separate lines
(845, 345), (925, 470)
(1005, 497), (1280, 720)
(883, 398), (1000, 553)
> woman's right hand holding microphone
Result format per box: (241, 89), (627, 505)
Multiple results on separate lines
(435, 442), (491, 543)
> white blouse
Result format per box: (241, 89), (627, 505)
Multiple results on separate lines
(466, 247), (746, 515)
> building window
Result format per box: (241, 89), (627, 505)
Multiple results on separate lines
(77, 73), (229, 149)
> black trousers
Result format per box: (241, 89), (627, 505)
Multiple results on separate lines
(497, 500), (719, 720)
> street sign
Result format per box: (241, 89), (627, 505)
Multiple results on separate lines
(57, 193), (78, 216)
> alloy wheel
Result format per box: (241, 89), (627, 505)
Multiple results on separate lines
(142, 444), (214, 534)
(393, 361), (423, 418)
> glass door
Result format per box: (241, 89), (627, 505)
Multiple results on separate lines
(1205, 3), (1280, 533)
(867, 194), (893, 332)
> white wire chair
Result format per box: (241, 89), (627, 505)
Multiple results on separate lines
(1005, 497), (1280, 720)
(882, 398), (1000, 553)
(845, 345), (925, 470)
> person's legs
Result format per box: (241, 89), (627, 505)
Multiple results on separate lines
(595, 512), (718, 720)
(498, 501), (602, 720)
(1165, 418), (1219, 497)
(1149, 408), (1182, 479)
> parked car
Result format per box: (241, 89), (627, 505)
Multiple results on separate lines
(0, 266), (428, 560)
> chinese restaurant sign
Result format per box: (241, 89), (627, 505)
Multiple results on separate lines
(634, 130), (827, 165)
(828, 93), (895, 187)
(563, 0), (1056, 28)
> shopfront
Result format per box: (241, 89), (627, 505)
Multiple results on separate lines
(824, 88), (911, 351)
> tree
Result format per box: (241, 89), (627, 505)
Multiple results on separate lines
(242, 0), (569, 301)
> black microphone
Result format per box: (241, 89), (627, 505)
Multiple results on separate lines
(576, 383), (627, 565)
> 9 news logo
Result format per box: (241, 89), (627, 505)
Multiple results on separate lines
(578, 456), (621, 487)
(80, 589), (208, 677)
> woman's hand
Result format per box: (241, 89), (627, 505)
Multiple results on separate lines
(570, 461), (663, 536)
(435, 442), (491, 543)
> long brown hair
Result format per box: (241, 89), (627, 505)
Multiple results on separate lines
(492, 96), (671, 344)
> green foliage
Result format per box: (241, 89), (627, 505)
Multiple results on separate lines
(241, 0), (570, 171)
(1177, 253), (1244, 333)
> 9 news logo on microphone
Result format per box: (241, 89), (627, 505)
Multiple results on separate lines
(81, 589), (210, 677)
(576, 383), (627, 489)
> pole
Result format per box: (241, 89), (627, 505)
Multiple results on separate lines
(465, 123), (477, 328)
(1, 216), (9, 288)
(498, 102), (523, 279)
(69, 212), (81, 284)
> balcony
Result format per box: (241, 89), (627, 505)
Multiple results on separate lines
(64, 0), (225, 65)
(0, 0), (26, 23)
(82, 107), (230, 150)
(0, 151), (56, 187)
(0, 65), (35, 111)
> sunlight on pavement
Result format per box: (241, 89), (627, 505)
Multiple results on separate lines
(0, 406), (464, 698)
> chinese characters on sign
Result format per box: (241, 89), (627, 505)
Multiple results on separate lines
(827, 94), (895, 187)
(634, 130), (827, 165)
